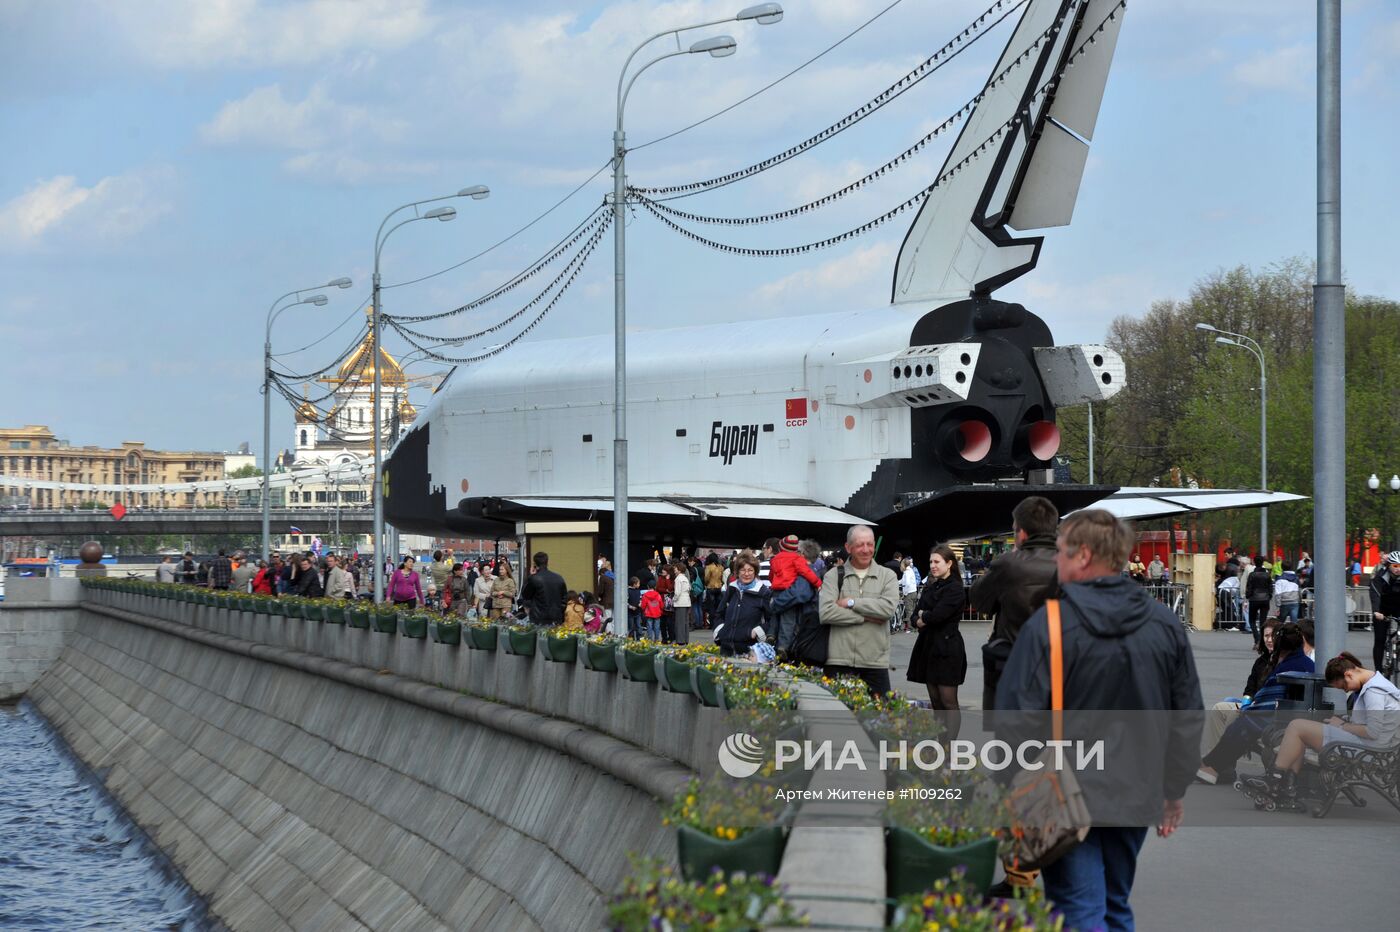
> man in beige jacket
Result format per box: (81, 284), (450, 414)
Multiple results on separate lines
(819, 524), (899, 697)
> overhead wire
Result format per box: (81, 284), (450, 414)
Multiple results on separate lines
(631, 0), (1028, 198)
(637, 0), (1080, 227)
(628, 0), (910, 153)
(381, 207), (609, 323)
(631, 0), (1123, 257)
(386, 215), (611, 344)
(388, 212), (613, 365)
(381, 161), (613, 291)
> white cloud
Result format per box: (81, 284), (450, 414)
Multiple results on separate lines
(282, 151), (439, 185)
(199, 83), (402, 148)
(113, 0), (434, 68)
(0, 168), (175, 247)
(752, 239), (897, 307)
(0, 176), (92, 240)
(1230, 43), (1310, 93)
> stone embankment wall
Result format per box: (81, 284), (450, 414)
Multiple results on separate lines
(0, 577), (82, 700)
(21, 587), (712, 930)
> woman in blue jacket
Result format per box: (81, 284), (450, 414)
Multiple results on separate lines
(714, 554), (771, 656)
(1197, 623), (1313, 784)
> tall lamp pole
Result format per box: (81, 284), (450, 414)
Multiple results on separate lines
(1195, 323), (1267, 559)
(1367, 473), (1400, 552)
(372, 185), (490, 602)
(610, 2), (783, 632)
(263, 278), (351, 561)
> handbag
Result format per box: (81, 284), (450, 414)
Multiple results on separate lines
(1002, 599), (1092, 871)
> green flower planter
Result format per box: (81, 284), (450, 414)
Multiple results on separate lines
(400, 614), (428, 639)
(251, 600), (270, 614)
(298, 602), (318, 620)
(676, 824), (787, 882)
(347, 608), (371, 629)
(623, 648), (659, 682)
(660, 656), (695, 693)
(885, 828), (998, 899)
(540, 632), (579, 663)
(693, 665), (724, 708)
(583, 640), (618, 672)
(466, 625), (499, 651)
(372, 611), (399, 634)
(504, 628), (536, 656)
(321, 604), (345, 624)
(430, 620), (461, 645)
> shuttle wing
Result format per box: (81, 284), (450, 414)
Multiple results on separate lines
(1075, 488), (1309, 522)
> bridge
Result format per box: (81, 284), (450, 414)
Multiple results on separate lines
(0, 507), (373, 537)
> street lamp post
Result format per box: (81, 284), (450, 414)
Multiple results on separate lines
(1367, 473), (1400, 551)
(371, 185), (490, 602)
(610, 2), (783, 632)
(263, 278), (352, 561)
(1196, 323), (1268, 559)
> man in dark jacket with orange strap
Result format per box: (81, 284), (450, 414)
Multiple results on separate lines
(997, 509), (1202, 932)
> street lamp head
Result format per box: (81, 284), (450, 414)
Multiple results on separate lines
(326, 277), (353, 289)
(1369, 473), (1381, 491)
(457, 185), (490, 200)
(1195, 322), (1218, 333)
(1214, 336), (1237, 347)
(425, 206), (457, 221)
(306, 294), (329, 306)
(1391, 474), (1400, 492)
(690, 35), (737, 57)
(736, 2), (783, 24)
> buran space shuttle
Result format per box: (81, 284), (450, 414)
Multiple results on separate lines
(386, 0), (1131, 552)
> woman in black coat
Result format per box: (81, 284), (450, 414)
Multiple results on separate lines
(907, 545), (967, 740)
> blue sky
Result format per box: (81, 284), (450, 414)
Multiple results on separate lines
(2, 0), (1395, 457)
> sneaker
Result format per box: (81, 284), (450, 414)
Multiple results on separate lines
(1195, 768), (1218, 785)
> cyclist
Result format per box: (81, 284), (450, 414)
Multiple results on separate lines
(1368, 551), (1400, 671)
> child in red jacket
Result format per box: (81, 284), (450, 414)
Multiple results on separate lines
(768, 535), (821, 591)
(768, 535), (820, 656)
(639, 586), (664, 641)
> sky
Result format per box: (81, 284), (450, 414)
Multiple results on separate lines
(2, 0), (1396, 459)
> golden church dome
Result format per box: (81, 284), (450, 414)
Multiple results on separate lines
(398, 398), (417, 421)
(332, 308), (406, 385)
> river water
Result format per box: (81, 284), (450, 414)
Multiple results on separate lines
(0, 702), (213, 930)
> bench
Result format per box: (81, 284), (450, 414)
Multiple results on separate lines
(1308, 742), (1400, 819)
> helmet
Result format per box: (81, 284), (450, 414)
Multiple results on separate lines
(1387, 550), (1400, 566)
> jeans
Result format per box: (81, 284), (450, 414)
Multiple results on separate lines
(1042, 826), (1147, 932)
(1277, 601), (1299, 623)
(692, 602), (704, 629)
(645, 617), (660, 641)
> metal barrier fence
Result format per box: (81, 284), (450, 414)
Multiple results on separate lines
(1215, 587), (1373, 630)
(955, 578), (1379, 632)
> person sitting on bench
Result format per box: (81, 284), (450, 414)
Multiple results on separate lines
(1197, 624), (1313, 784)
(1270, 652), (1400, 786)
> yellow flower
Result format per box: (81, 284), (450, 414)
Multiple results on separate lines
(726, 827), (739, 840)
(714, 884), (727, 896)
(922, 895), (936, 908)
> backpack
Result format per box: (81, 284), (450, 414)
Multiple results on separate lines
(663, 593), (674, 612)
(790, 566), (840, 667)
(691, 575), (704, 598)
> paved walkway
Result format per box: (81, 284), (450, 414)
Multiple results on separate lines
(693, 618), (1396, 925)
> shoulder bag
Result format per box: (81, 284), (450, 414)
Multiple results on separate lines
(1002, 599), (1093, 870)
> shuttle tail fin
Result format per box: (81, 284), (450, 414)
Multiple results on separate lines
(891, 0), (1126, 304)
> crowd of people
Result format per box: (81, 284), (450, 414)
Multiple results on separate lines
(143, 508), (1400, 932)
